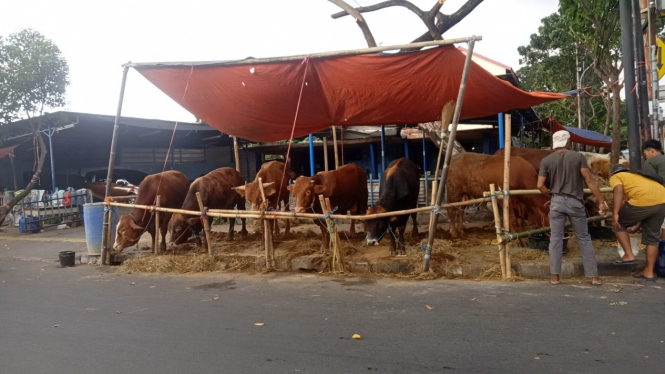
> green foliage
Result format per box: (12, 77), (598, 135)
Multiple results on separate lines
(0, 29), (69, 126)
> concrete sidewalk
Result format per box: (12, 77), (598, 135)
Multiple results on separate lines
(0, 225), (649, 279)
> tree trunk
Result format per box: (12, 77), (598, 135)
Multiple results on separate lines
(610, 82), (621, 164)
(0, 133), (48, 227)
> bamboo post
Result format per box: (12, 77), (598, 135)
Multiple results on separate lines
(258, 178), (274, 270)
(106, 208), (114, 262)
(489, 184), (506, 278)
(233, 136), (241, 172)
(422, 37), (477, 272)
(195, 192), (213, 256)
(332, 125), (340, 169)
(325, 197), (345, 273)
(101, 65), (129, 266)
(502, 113), (512, 278)
(154, 195), (160, 255)
(323, 136), (329, 171)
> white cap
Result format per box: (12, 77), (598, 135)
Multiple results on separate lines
(552, 130), (570, 149)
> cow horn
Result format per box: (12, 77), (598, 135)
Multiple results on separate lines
(232, 185), (246, 191)
(262, 182), (274, 188)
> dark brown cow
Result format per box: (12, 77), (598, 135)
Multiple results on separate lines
(287, 163), (368, 252)
(113, 171), (189, 252)
(365, 158), (420, 256)
(447, 153), (550, 238)
(232, 161), (296, 236)
(169, 167), (248, 249)
(494, 147), (553, 173)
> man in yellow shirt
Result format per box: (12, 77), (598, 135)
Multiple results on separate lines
(609, 164), (665, 280)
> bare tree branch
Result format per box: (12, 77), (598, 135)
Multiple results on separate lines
(328, 0), (378, 47)
(409, 0), (484, 45)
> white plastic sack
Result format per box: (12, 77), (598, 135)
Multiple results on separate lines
(617, 237), (640, 258)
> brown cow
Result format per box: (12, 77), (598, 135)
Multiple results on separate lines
(169, 167), (248, 249)
(494, 147), (553, 173)
(589, 158), (630, 180)
(113, 170), (189, 252)
(287, 163), (368, 252)
(232, 161), (296, 236)
(447, 153), (550, 238)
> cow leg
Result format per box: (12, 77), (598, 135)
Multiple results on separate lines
(315, 219), (330, 253)
(410, 213), (419, 236)
(227, 217), (235, 241)
(458, 196), (468, 237)
(159, 226), (167, 253)
(389, 227), (398, 256)
(240, 218), (248, 238)
(273, 214), (281, 237)
(195, 235), (203, 251)
(447, 207), (459, 238)
(397, 224), (407, 256)
(349, 204), (358, 235)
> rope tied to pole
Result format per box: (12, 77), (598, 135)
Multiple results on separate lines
(318, 206), (338, 221)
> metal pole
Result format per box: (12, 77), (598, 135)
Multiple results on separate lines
(404, 139), (410, 158)
(244, 143), (250, 181)
(620, 0), (641, 170)
(422, 131), (428, 205)
(308, 134), (315, 176)
(648, 1), (660, 141)
(422, 37), (476, 272)
(369, 174), (374, 206)
(634, 0), (652, 140)
(498, 113), (505, 149)
(101, 65), (129, 265)
(369, 143), (376, 177)
(380, 125), (386, 172)
(332, 125), (340, 169)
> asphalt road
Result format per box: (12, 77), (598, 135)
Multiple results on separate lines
(1, 258), (664, 374)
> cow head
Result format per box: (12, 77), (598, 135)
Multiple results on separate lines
(232, 182), (276, 211)
(525, 195), (550, 228)
(113, 215), (145, 251)
(365, 205), (391, 246)
(287, 177), (326, 213)
(169, 213), (196, 244)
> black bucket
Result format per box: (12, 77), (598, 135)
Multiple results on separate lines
(58, 251), (76, 267)
(528, 234), (569, 254)
(588, 224), (616, 242)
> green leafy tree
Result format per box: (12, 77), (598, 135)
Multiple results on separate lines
(0, 29), (69, 225)
(517, 12), (613, 150)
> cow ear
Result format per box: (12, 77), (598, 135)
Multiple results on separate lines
(187, 217), (199, 227)
(264, 185), (277, 197)
(287, 185), (293, 192)
(313, 185), (327, 195)
(129, 220), (144, 231)
(389, 216), (398, 223)
(232, 186), (246, 198)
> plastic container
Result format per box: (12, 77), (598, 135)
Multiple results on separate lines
(58, 251), (76, 267)
(656, 240), (665, 278)
(19, 216), (42, 234)
(528, 234), (569, 254)
(83, 203), (119, 255)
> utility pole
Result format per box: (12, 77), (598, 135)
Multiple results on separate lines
(634, 0), (652, 141)
(620, 0), (642, 170)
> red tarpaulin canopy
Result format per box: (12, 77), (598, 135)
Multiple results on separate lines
(133, 45), (567, 142)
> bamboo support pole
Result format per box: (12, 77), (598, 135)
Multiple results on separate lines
(127, 37), (483, 68)
(259, 178), (274, 270)
(195, 192), (213, 256)
(332, 126), (340, 169)
(502, 113), (512, 278)
(326, 197), (345, 273)
(154, 195), (160, 255)
(499, 215), (611, 243)
(422, 37), (477, 272)
(233, 136), (241, 172)
(489, 184), (506, 278)
(106, 209), (114, 261)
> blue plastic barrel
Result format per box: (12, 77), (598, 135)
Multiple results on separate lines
(83, 203), (119, 255)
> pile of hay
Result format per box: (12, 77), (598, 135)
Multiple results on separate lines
(120, 254), (221, 274)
